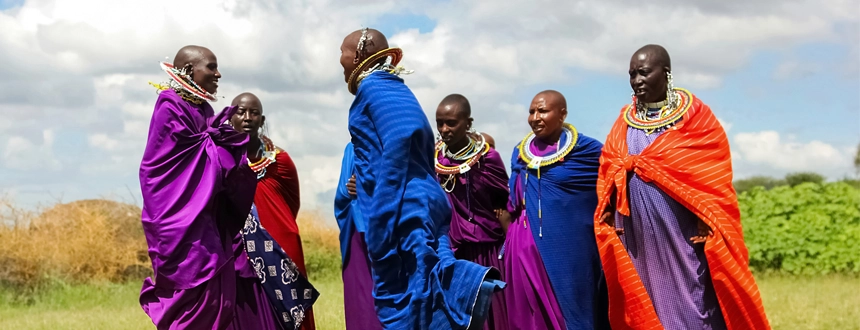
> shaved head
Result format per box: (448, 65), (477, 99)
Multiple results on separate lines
(528, 90), (568, 142)
(480, 132), (496, 149)
(229, 92), (265, 138)
(632, 44), (671, 70)
(343, 28), (389, 60)
(439, 94), (471, 118)
(173, 45), (212, 69)
(171, 45), (220, 94)
(535, 90), (567, 110)
(629, 44), (672, 103)
(231, 92), (262, 112)
(339, 28), (390, 86)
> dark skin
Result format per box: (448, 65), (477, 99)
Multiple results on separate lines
(339, 28), (389, 87)
(629, 44), (671, 104)
(228, 93), (265, 162)
(480, 133), (496, 149)
(528, 90), (567, 144)
(436, 101), (473, 153)
(173, 45), (221, 94)
(435, 98), (511, 232)
(600, 45), (711, 243)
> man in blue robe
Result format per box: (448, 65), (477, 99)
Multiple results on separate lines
(337, 28), (504, 330)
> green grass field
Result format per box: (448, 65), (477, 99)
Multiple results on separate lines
(1, 275), (857, 329)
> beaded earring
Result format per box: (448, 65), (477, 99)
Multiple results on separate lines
(666, 71), (675, 106)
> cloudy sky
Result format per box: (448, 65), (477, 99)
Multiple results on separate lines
(0, 0), (857, 211)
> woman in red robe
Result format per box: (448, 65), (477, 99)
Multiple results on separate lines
(230, 92), (316, 330)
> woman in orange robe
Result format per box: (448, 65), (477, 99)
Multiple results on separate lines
(595, 45), (769, 330)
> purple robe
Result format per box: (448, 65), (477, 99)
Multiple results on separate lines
(437, 148), (510, 330)
(503, 133), (608, 330)
(616, 126), (726, 330)
(342, 232), (383, 329)
(138, 89), (278, 330)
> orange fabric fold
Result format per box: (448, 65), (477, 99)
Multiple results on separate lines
(594, 93), (770, 330)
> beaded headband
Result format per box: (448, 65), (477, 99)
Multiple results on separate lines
(355, 28), (372, 61)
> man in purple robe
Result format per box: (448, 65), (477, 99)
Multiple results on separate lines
(138, 45), (282, 330)
(434, 94), (510, 330)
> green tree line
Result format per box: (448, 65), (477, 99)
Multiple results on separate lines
(737, 170), (860, 274)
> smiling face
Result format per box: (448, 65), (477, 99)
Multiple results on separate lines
(188, 48), (221, 94)
(528, 92), (567, 141)
(229, 93), (264, 138)
(629, 51), (669, 103)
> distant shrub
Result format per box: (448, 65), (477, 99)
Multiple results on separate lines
(734, 176), (787, 194)
(785, 172), (826, 187)
(0, 198), (343, 292)
(0, 199), (149, 292)
(839, 178), (860, 190)
(740, 182), (860, 274)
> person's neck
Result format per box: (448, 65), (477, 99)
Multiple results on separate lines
(246, 136), (262, 162)
(642, 96), (669, 109)
(446, 136), (470, 155)
(536, 128), (563, 147)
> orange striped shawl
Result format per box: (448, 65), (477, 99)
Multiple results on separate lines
(594, 93), (770, 330)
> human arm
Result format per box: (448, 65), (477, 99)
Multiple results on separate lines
(482, 149), (511, 232)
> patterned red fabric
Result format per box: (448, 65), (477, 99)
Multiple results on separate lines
(594, 93), (770, 330)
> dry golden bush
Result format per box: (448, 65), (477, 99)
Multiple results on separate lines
(0, 198), (149, 289)
(0, 197), (342, 288)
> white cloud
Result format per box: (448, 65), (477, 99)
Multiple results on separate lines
(88, 133), (120, 151)
(733, 131), (853, 178)
(3, 129), (62, 171)
(0, 0), (856, 208)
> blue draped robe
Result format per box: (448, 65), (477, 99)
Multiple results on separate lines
(507, 132), (610, 329)
(334, 142), (366, 264)
(347, 71), (500, 329)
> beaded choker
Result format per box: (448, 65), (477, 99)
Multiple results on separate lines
(517, 123), (579, 238)
(248, 135), (279, 180)
(435, 136), (490, 177)
(149, 61), (218, 105)
(517, 123), (578, 170)
(435, 135), (491, 222)
(624, 88), (692, 134)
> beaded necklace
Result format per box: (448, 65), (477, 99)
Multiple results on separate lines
(624, 88), (692, 134)
(517, 123), (578, 238)
(248, 135), (279, 180)
(435, 135), (490, 222)
(435, 136), (489, 174)
(149, 61), (218, 105)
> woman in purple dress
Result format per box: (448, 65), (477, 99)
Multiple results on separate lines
(139, 45), (287, 330)
(434, 94), (511, 330)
